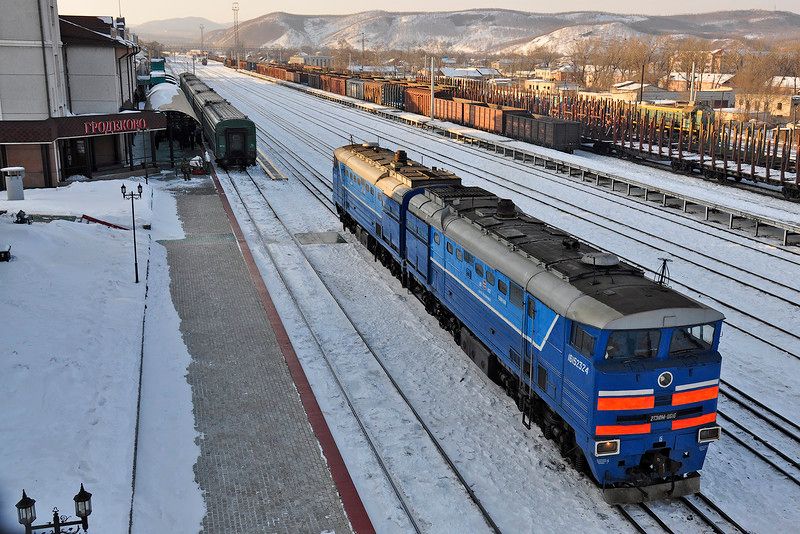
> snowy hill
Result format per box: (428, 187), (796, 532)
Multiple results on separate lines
(146, 9), (800, 53)
(133, 17), (228, 44)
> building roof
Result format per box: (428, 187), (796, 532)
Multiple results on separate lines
(59, 16), (137, 49)
(440, 67), (501, 78)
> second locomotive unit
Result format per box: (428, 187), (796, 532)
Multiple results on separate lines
(333, 143), (724, 504)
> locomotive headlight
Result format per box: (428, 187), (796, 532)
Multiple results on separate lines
(594, 439), (620, 457)
(658, 371), (673, 388)
(698, 426), (721, 443)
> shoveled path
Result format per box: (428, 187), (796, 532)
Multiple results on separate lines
(161, 176), (367, 533)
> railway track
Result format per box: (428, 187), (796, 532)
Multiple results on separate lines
(213, 76), (800, 364)
(618, 493), (749, 534)
(220, 167), (501, 533)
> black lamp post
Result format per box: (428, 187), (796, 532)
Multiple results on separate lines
(121, 182), (144, 283)
(15, 485), (92, 533)
(139, 126), (149, 185)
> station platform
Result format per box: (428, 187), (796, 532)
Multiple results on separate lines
(162, 175), (371, 533)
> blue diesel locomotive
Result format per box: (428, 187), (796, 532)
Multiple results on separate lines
(333, 144), (724, 504)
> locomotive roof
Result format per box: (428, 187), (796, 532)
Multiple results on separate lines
(412, 185), (723, 330)
(334, 144), (460, 201)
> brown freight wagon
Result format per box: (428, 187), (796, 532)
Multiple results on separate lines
(405, 86), (452, 117)
(505, 113), (582, 153)
(364, 80), (385, 104)
(434, 97), (463, 123)
(329, 76), (347, 96)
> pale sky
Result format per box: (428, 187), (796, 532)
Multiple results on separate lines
(58, 0), (797, 25)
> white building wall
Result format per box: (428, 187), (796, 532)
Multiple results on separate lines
(66, 46), (121, 114)
(0, 0), (67, 120)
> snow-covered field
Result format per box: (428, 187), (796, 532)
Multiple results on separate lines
(0, 179), (202, 533)
(192, 62), (800, 532)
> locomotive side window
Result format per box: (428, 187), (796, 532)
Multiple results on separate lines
(497, 279), (507, 295)
(669, 324), (715, 355)
(527, 298), (535, 318)
(456, 249), (463, 261)
(570, 323), (596, 357)
(475, 263), (484, 277)
(605, 329), (661, 360)
(446, 242), (453, 254)
(486, 271), (495, 285)
(433, 232), (440, 244)
(510, 283), (523, 308)
(464, 251), (474, 264)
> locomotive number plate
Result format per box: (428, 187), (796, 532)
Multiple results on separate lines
(649, 411), (679, 422)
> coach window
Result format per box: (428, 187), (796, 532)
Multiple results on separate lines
(510, 283), (523, 308)
(446, 242), (453, 254)
(475, 263), (484, 277)
(456, 249), (463, 261)
(570, 323), (596, 357)
(433, 232), (440, 245)
(497, 279), (508, 295)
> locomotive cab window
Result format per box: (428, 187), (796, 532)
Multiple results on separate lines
(605, 329), (661, 360)
(669, 324), (715, 355)
(570, 323), (596, 357)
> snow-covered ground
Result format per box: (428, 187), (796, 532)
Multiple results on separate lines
(193, 62), (800, 532)
(0, 179), (202, 533)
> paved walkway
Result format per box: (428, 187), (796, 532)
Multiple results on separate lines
(161, 176), (364, 533)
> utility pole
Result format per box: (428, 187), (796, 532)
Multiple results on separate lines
(639, 63), (645, 103)
(232, 2), (240, 69)
(200, 24), (205, 53)
(361, 31), (365, 72)
(430, 57), (435, 120)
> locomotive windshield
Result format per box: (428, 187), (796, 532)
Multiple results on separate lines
(669, 323), (715, 355)
(604, 329), (661, 360)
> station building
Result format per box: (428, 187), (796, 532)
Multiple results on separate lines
(0, 0), (166, 188)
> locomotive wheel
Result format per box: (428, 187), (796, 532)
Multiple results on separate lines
(572, 449), (587, 473)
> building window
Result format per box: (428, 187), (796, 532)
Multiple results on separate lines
(777, 102), (783, 111)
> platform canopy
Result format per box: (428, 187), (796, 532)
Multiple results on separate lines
(145, 83), (199, 123)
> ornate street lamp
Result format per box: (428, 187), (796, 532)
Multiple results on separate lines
(15, 490), (35, 528)
(73, 484), (92, 529)
(121, 183), (144, 283)
(15, 486), (92, 533)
